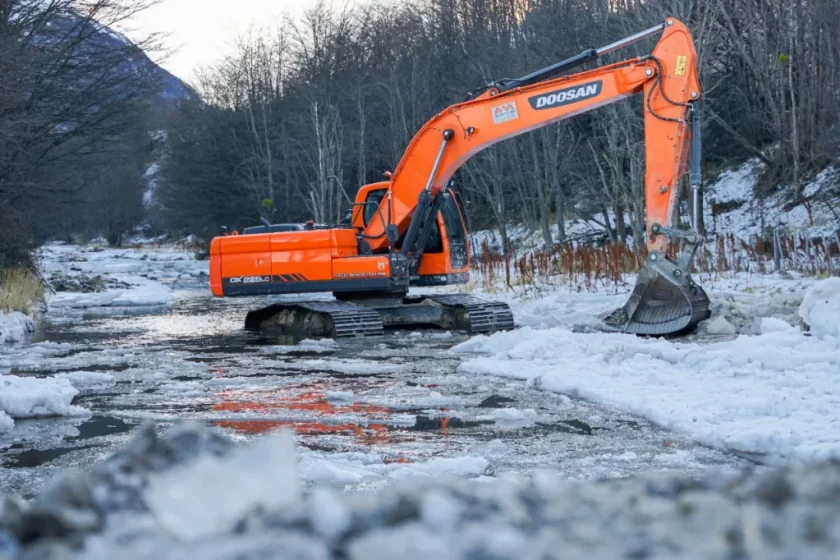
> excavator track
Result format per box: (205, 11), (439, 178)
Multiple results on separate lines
(422, 294), (515, 334)
(244, 294), (514, 339)
(245, 301), (384, 339)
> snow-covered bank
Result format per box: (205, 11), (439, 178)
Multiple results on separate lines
(455, 279), (840, 463)
(0, 312), (33, 345)
(3, 422), (840, 559)
(471, 160), (839, 258)
(707, 160), (839, 238)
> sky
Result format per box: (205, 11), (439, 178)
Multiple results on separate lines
(121, 0), (323, 83)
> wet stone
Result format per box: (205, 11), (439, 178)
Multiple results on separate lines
(478, 395), (515, 408)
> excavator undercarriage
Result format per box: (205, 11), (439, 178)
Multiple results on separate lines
(210, 17), (711, 340)
(245, 294), (515, 339)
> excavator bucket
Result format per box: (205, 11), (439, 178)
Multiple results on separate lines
(603, 252), (710, 336)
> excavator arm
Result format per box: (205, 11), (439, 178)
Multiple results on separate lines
(364, 18), (709, 335)
(364, 18), (700, 255)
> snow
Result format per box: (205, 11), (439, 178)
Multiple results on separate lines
(799, 278), (840, 340)
(0, 312), (34, 344)
(145, 430), (300, 540)
(0, 375), (90, 431)
(705, 160), (839, 238)
(468, 159), (838, 267)
(455, 281), (840, 462)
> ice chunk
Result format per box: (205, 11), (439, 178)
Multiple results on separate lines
(0, 410), (13, 432)
(419, 489), (463, 531)
(701, 315), (737, 336)
(388, 456), (489, 480)
(799, 278), (840, 340)
(760, 317), (795, 334)
(48, 278), (173, 309)
(54, 371), (116, 390)
(259, 338), (337, 355)
(0, 312), (34, 344)
(326, 391), (354, 402)
(145, 431), (300, 540)
(494, 408), (537, 430)
(348, 523), (457, 560)
(309, 487), (351, 539)
(0, 375), (89, 421)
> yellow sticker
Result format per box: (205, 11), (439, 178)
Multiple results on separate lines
(675, 55), (687, 76)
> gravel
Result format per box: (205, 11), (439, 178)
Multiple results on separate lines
(1, 423), (839, 559)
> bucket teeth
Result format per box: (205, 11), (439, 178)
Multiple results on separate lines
(603, 255), (710, 336)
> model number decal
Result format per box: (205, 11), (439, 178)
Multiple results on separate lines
(528, 80), (603, 110)
(228, 276), (271, 284)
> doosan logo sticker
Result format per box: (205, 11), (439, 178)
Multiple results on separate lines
(492, 101), (519, 124)
(528, 81), (603, 110)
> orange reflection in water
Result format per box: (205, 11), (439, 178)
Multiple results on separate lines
(212, 387), (393, 444)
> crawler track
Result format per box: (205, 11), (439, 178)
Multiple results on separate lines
(245, 294), (515, 338)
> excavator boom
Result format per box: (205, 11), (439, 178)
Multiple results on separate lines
(364, 18), (699, 255)
(209, 18), (710, 338)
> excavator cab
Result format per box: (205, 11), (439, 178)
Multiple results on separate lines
(350, 183), (470, 287)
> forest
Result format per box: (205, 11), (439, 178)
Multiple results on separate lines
(2, 0), (840, 266)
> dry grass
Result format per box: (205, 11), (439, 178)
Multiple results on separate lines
(0, 268), (44, 313)
(473, 233), (839, 292)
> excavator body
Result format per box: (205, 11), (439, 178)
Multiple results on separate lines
(209, 17), (710, 338)
(210, 183), (513, 337)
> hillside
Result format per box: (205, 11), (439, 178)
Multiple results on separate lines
(471, 162), (840, 256)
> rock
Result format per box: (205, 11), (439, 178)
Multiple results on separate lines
(90, 421), (232, 514)
(478, 395), (515, 408)
(0, 471), (99, 547)
(48, 273), (105, 293)
(48, 273), (132, 293)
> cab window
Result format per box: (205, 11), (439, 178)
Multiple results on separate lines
(440, 194), (468, 267)
(363, 189), (387, 227)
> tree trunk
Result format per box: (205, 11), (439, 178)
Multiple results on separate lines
(556, 187), (566, 244)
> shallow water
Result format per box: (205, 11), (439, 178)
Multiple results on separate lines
(1, 252), (751, 498)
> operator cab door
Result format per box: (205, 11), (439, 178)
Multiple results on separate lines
(439, 193), (468, 269)
(414, 190), (470, 283)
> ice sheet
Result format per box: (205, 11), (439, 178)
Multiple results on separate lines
(455, 280), (840, 462)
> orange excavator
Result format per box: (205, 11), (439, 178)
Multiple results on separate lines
(209, 18), (710, 338)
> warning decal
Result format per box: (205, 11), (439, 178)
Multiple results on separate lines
(675, 55), (687, 76)
(492, 101), (519, 124)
